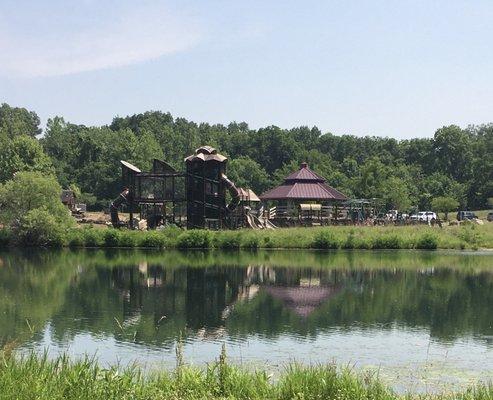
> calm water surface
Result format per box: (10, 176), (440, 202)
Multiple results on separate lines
(1, 249), (493, 393)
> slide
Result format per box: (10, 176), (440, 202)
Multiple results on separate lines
(220, 173), (241, 212)
(246, 212), (261, 229)
(110, 188), (130, 227)
(255, 215), (277, 229)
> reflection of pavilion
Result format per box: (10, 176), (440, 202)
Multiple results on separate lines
(223, 267), (342, 319)
(109, 263), (344, 342)
(263, 285), (340, 318)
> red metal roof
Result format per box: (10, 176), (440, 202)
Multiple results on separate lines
(260, 162), (348, 201)
(284, 162), (325, 182)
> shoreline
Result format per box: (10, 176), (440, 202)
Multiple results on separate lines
(1, 223), (492, 250)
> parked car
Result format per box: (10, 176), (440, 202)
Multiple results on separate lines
(487, 212), (493, 222)
(457, 211), (477, 221)
(410, 211), (437, 222)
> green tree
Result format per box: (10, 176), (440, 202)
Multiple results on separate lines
(0, 171), (73, 227)
(249, 126), (301, 174)
(0, 103), (41, 139)
(0, 135), (54, 183)
(382, 177), (412, 211)
(227, 156), (270, 194)
(433, 125), (473, 182)
(431, 196), (459, 220)
(418, 173), (466, 209)
(13, 209), (65, 246)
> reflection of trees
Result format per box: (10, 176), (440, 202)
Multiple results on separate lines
(0, 251), (76, 346)
(48, 263), (253, 347)
(2, 250), (493, 350)
(228, 269), (493, 342)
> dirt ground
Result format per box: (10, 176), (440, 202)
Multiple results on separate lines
(76, 211), (129, 227)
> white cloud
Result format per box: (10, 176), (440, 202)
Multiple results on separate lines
(0, 3), (202, 77)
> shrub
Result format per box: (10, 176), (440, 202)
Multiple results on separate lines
(67, 230), (85, 248)
(0, 228), (12, 247)
(12, 208), (64, 247)
(119, 231), (136, 248)
(263, 236), (274, 248)
(138, 231), (166, 248)
(177, 230), (212, 249)
(103, 229), (121, 247)
(83, 228), (104, 247)
(458, 225), (483, 247)
(353, 235), (372, 249)
(241, 233), (260, 249)
(342, 232), (356, 249)
(158, 226), (182, 247)
(0, 172), (74, 228)
(416, 233), (438, 250)
(215, 232), (241, 249)
(312, 230), (340, 249)
(372, 234), (401, 249)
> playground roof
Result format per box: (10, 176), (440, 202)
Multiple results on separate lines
(184, 146), (227, 163)
(238, 188), (261, 202)
(260, 162), (348, 201)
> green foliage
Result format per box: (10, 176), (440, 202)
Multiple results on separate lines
(68, 183), (82, 199)
(0, 135), (54, 183)
(312, 230), (340, 249)
(240, 233), (260, 249)
(82, 228), (104, 247)
(0, 172), (74, 247)
(42, 118), (163, 199)
(177, 230), (212, 249)
(372, 234), (402, 249)
(2, 352), (493, 399)
(0, 103), (41, 139)
(0, 171), (71, 226)
(227, 156), (270, 194)
(77, 192), (97, 208)
(103, 229), (121, 247)
(431, 196), (459, 219)
(214, 231), (242, 249)
(382, 177), (412, 211)
(12, 208), (65, 247)
(67, 230), (85, 248)
(137, 231), (166, 248)
(458, 226), (484, 249)
(416, 233), (438, 250)
(0, 103), (491, 214)
(0, 228), (12, 247)
(118, 231), (137, 248)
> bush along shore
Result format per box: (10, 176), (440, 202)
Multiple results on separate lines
(0, 223), (492, 250)
(0, 349), (492, 400)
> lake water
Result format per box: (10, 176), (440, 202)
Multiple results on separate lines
(1, 249), (493, 393)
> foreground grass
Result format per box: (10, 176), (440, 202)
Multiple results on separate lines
(0, 352), (492, 400)
(1, 222), (493, 250)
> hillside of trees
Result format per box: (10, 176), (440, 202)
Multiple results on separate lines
(0, 102), (491, 211)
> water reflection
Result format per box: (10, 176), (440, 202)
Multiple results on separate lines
(1, 249), (493, 348)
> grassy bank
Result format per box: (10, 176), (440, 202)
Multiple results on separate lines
(0, 351), (491, 400)
(1, 223), (493, 250)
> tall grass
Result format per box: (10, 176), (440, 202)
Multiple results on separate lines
(1, 222), (493, 250)
(0, 351), (492, 399)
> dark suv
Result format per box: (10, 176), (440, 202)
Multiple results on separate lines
(457, 211), (477, 221)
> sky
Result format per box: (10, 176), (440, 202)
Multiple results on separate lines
(0, 0), (492, 138)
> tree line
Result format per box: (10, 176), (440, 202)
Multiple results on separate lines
(0, 102), (491, 211)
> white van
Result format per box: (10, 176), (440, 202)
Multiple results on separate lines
(410, 211), (437, 222)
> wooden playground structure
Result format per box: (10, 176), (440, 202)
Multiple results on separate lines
(109, 147), (387, 230)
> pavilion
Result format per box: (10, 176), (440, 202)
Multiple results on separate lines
(259, 162), (348, 224)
